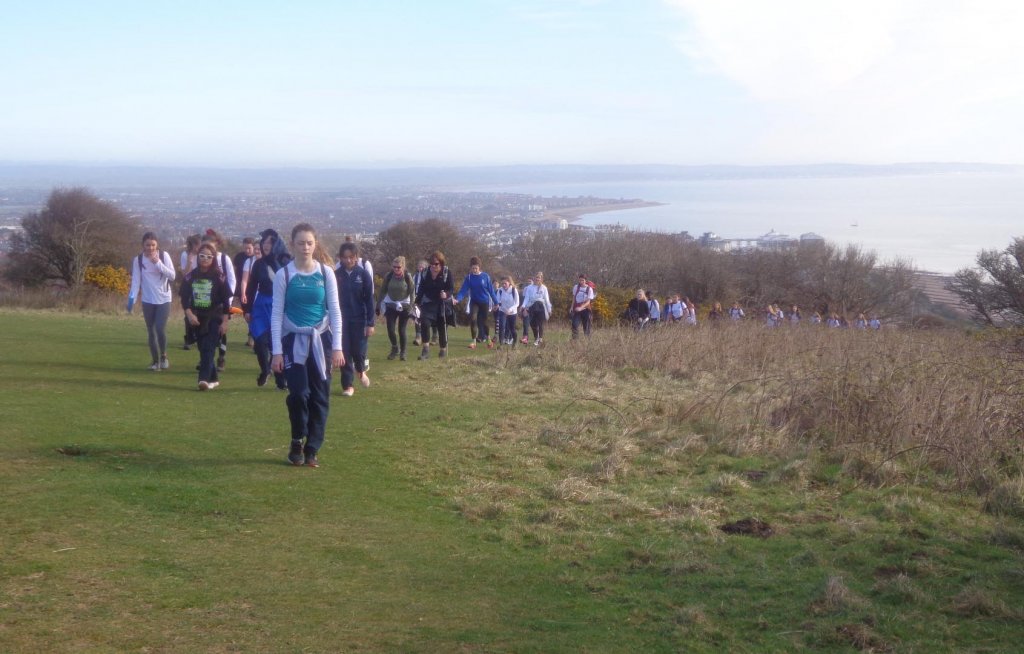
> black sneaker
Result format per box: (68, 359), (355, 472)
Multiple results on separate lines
(288, 439), (304, 466)
(217, 355), (226, 371)
(387, 348), (399, 360)
(305, 452), (320, 468)
(257, 372), (269, 387)
(399, 350), (407, 361)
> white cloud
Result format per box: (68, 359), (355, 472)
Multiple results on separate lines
(665, 0), (1024, 162)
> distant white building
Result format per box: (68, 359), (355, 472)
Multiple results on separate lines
(702, 228), (810, 252)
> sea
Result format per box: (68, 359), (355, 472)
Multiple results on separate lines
(489, 173), (1024, 274)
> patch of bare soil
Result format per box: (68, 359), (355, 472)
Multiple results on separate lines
(718, 517), (774, 538)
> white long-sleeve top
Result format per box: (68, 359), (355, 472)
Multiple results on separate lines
(495, 286), (519, 315)
(129, 251), (176, 305)
(520, 283), (552, 320)
(270, 262), (343, 356)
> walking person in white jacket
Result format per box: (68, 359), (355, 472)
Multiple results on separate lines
(494, 275), (519, 347)
(521, 272), (553, 346)
(128, 231), (177, 370)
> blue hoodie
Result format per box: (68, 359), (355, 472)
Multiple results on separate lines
(455, 272), (498, 305)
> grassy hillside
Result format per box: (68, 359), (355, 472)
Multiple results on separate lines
(1, 309), (1022, 652)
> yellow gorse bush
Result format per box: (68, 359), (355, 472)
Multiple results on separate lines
(84, 265), (130, 295)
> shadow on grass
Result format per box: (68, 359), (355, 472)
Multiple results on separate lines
(6, 373), (212, 393)
(49, 445), (295, 470)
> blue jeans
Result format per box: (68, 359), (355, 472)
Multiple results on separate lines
(497, 313), (517, 344)
(282, 331), (333, 455)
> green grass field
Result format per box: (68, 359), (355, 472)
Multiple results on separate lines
(1, 309), (1022, 652)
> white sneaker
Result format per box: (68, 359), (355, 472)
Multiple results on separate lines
(342, 388), (354, 396)
(207, 381), (219, 390)
(160, 357), (169, 370)
(149, 363), (161, 371)
(364, 358), (370, 371)
(360, 372), (371, 388)
(198, 381), (210, 391)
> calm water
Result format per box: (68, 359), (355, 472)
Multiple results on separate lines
(491, 174), (1024, 273)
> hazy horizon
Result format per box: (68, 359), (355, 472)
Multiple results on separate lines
(3, 1), (1023, 166)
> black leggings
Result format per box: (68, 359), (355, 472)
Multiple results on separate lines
(385, 306), (411, 351)
(529, 304), (547, 340)
(469, 300), (489, 341)
(419, 303), (448, 348)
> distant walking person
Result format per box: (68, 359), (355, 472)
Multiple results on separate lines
(683, 296), (697, 325)
(179, 234), (201, 350)
(665, 294), (685, 323)
(411, 259), (431, 346)
(414, 251), (454, 359)
(336, 236), (375, 372)
(455, 256), (498, 349)
(379, 256), (415, 361)
(519, 276), (535, 344)
(522, 272), (552, 346)
(179, 242), (232, 391)
(494, 275), (519, 346)
(729, 301), (745, 322)
(569, 274), (596, 339)
(271, 223), (344, 468)
(646, 291), (660, 325)
(243, 229), (291, 390)
(708, 301), (724, 323)
(128, 232), (176, 370)
(335, 241), (375, 396)
(201, 229), (236, 371)
(626, 289), (650, 329)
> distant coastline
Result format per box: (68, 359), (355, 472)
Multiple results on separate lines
(541, 200), (663, 223)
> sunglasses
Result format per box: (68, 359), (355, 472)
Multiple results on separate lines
(197, 253), (214, 261)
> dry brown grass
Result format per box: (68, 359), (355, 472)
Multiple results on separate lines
(813, 575), (869, 615)
(0, 285), (131, 313)
(515, 324), (1024, 493)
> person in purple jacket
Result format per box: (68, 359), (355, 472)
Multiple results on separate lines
(455, 256), (498, 349)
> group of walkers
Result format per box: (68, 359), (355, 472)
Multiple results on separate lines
(622, 291), (882, 330)
(126, 224), (557, 468)
(127, 224), (883, 468)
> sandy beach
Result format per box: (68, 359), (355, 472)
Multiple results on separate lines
(541, 199), (663, 223)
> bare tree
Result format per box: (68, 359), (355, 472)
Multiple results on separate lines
(375, 219), (486, 274)
(948, 237), (1024, 326)
(5, 188), (140, 287)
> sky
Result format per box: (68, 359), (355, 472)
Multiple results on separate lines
(2, 0), (1023, 167)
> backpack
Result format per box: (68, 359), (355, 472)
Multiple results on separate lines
(283, 261), (329, 291)
(137, 251), (171, 293)
(383, 270), (415, 302)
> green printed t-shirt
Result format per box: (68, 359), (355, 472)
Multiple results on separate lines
(191, 278), (214, 309)
(284, 269), (327, 327)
